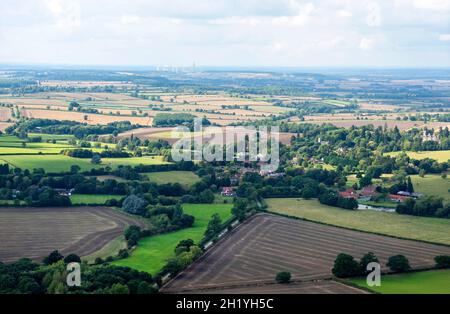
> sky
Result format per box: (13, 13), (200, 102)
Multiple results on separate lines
(0, 0), (449, 68)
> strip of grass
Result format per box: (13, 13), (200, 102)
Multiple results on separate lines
(112, 203), (233, 275)
(349, 269), (450, 294)
(143, 171), (201, 186)
(70, 194), (124, 205)
(386, 150), (450, 163)
(266, 198), (450, 245)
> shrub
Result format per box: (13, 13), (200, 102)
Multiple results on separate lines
(387, 255), (411, 273)
(332, 253), (360, 278)
(435, 255), (450, 269)
(64, 253), (81, 264)
(43, 250), (64, 265)
(359, 252), (379, 274)
(275, 271), (291, 284)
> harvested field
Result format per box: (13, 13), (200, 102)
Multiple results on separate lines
(118, 127), (293, 145)
(0, 122), (13, 131)
(21, 108), (152, 125)
(187, 280), (367, 294)
(0, 107), (12, 121)
(0, 207), (146, 263)
(162, 213), (450, 293)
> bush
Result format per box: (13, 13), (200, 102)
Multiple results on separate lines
(43, 250), (64, 265)
(435, 255), (450, 269)
(359, 252), (379, 274)
(64, 254), (81, 264)
(275, 271), (291, 283)
(332, 253), (360, 278)
(387, 255), (411, 273)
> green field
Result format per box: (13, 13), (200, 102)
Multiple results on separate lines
(0, 154), (169, 172)
(28, 133), (75, 141)
(266, 198), (450, 245)
(112, 203), (233, 275)
(143, 171), (201, 186)
(82, 236), (127, 263)
(386, 150), (450, 163)
(70, 194), (124, 205)
(349, 269), (450, 294)
(410, 174), (450, 202)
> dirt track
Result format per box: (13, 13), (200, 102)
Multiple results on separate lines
(0, 206), (146, 263)
(162, 213), (450, 293)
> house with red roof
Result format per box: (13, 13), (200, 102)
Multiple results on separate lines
(339, 188), (358, 199)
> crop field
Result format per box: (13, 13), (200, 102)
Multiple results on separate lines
(69, 194), (124, 205)
(386, 150), (450, 163)
(349, 269), (450, 294)
(162, 213), (450, 293)
(0, 207), (147, 263)
(186, 280), (367, 294)
(143, 171), (201, 186)
(112, 203), (232, 275)
(0, 154), (169, 172)
(266, 198), (450, 245)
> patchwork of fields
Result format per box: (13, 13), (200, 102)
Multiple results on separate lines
(162, 213), (450, 293)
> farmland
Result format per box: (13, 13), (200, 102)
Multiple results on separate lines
(143, 171), (201, 186)
(69, 194), (124, 205)
(349, 269), (450, 294)
(0, 207), (147, 263)
(112, 203), (232, 275)
(266, 198), (450, 245)
(0, 154), (169, 172)
(162, 213), (450, 293)
(386, 150), (450, 163)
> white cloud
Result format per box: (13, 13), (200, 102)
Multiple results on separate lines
(438, 34), (450, 41)
(120, 15), (141, 25)
(366, 2), (381, 27)
(44, 0), (81, 29)
(413, 0), (450, 10)
(272, 2), (314, 26)
(336, 10), (352, 18)
(359, 37), (375, 50)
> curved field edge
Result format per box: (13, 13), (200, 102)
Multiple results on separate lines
(348, 269), (450, 294)
(111, 203), (233, 275)
(265, 198), (450, 246)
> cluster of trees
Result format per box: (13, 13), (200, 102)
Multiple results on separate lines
(162, 239), (203, 276)
(152, 113), (196, 126)
(332, 252), (411, 278)
(396, 196), (450, 218)
(122, 195), (195, 234)
(7, 119), (135, 139)
(0, 254), (156, 294)
(62, 148), (130, 159)
(318, 190), (358, 210)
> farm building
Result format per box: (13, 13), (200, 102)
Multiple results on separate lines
(221, 187), (235, 197)
(339, 188), (358, 199)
